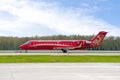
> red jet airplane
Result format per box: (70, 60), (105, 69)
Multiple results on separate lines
(19, 31), (107, 53)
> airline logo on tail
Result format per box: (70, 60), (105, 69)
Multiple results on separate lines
(94, 35), (105, 45)
(91, 31), (108, 47)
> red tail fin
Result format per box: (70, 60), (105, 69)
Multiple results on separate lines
(91, 31), (108, 46)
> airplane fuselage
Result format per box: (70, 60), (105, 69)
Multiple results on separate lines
(19, 40), (92, 50)
(19, 31), (108, 53)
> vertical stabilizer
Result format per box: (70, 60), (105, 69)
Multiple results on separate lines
(91, 31), (108, 46)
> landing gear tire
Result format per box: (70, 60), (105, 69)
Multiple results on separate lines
(61, 49), (68, 53)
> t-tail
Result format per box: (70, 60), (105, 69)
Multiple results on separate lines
(90, 31), (108, 47)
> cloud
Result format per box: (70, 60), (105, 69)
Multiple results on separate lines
(0, 0), (119, 37)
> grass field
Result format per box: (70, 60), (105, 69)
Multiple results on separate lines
(0, 55), (120, 63)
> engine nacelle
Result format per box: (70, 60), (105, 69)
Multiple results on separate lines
(78, 40), (92, 47)
(85, 40), (92, 44)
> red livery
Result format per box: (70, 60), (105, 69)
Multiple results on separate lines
(19, 31), (108, 53)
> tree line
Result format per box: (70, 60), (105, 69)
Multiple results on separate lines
(0, 35), (119, 50)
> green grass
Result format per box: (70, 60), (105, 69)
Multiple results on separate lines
(0, 55), (120, 63)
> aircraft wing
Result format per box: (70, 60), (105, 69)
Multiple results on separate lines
(54, 42), (83, 50)
(54, 46), (76, 50)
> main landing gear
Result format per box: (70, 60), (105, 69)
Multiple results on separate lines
(61, 49), (68, 53)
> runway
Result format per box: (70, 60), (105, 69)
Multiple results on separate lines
(0, 63), (120, 80)
(0, 50), (120, 56)
(0, 53), (120, 56)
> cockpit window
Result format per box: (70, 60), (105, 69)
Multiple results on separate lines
(24, 41), (31, 44)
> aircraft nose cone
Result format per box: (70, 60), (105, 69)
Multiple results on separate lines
(19, 45), (25, 49)
(19, 44), (28, 49)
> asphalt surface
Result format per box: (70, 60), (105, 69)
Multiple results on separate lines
(0, 50), (120, 56)
(0, 52), (120, 56)
(0, 63), (120, 80)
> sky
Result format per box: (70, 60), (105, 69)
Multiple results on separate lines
(0, 0), (120, 37)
